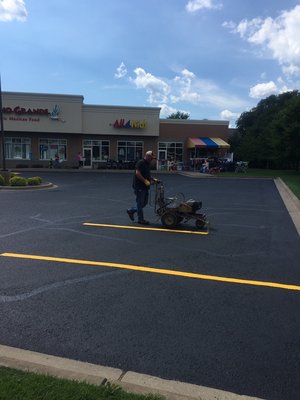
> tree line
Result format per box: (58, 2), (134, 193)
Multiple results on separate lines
(229, 90), (300, 170)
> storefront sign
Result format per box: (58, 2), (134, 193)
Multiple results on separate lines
(2, 106), (49, 116)
(2, 104), (65, 123)
(113, 119), (147, 129)
(3, 115), (40, 122)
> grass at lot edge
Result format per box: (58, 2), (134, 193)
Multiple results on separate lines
(0, 367), (163, 400)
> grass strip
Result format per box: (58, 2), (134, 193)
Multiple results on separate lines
(0, 367), (163, 400)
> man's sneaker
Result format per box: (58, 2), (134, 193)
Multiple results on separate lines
(138, 219), (150, 225)
(127, 209), (135, 221)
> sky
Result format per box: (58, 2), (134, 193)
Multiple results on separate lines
(1, 0), (300, 127)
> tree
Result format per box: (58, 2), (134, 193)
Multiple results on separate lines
(167, 111), (190, 119)
(229, 91), (300, 169)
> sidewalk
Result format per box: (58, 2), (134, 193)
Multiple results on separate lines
(0, 345), (264, 400)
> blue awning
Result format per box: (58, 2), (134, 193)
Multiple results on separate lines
(200, 137), (219, 148)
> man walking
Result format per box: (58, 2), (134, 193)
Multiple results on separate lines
(127, 150), (156, 225)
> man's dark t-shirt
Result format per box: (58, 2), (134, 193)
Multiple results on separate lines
(133, 159), (151, 190)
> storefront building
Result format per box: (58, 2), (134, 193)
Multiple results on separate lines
(158, 119), (230, 170)
(1, 91), (230, 169)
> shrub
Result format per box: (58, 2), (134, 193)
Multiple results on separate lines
(9, 176), (28, 186)
(27, 176), (42, 186)
(0, 175), (5, 186)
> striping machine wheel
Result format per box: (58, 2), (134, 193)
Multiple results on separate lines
(161, 212), (178, 228)
(195, 217), (207, 230)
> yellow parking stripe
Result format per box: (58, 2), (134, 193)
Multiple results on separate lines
(83, 222), (209, 235)
(1, 252), (300, 292)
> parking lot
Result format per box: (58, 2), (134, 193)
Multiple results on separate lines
(1, 171), (300, 400)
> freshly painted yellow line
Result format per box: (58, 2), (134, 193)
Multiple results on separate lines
(83, 222), (209, 235)
(1, 252), (300, 292)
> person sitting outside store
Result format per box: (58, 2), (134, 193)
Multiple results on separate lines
(208, 157), (220, 174)
(201, 159), (209, 173)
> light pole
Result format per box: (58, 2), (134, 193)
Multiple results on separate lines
(0, 74), (7, 171)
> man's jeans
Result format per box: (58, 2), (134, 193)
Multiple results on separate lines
(129, 189), (149, 221)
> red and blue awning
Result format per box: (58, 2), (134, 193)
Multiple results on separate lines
(187, 137), (230, 149)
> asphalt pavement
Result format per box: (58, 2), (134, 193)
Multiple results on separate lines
(0, 170), (300, 400)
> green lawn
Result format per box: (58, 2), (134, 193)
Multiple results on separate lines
(0, 367), (163, 400)
(222, 169), (300, 199)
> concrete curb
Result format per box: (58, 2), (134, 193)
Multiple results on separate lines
(0, 345), (264, 400)
(274, 177), (300, 235)
(0, 182), (54, 190)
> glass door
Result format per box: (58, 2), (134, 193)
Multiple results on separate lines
(158, 150), (167, 171)
(159, 150), (167, 160)
(83, 148), (92, 168)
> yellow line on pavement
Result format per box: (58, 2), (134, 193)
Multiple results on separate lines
(1, 252), (300, 292)
(83, 222), (209, 235)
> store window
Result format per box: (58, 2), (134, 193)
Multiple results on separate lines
(117, 141), (143, 161)
(158, 142), (183, 161)
(5, 137), (31, 160)
(83, 140), (110, 161)
(39, 139), (67, 161)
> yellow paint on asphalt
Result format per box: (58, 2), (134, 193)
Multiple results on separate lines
(1, 252), (300, 292)
(83, 222), (209, 235)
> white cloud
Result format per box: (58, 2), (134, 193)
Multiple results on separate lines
(282, 64), (300, 76)
(114, 62), (127, 79)
(224, 5), (300, 77)
(186, 0), (222, 13)
(129, 66), (247, 115)
(158, 104), (179, 118)
(171, 68), (202, 104)
(0, 0), (27, 22)
(159, 103), (191, 119)
(130, 67), (170, 104)
(220, 109), (239, 120)
(249, 81), (278, 98)
(220, 109), (240, 128)
(249, 79), (293, 99)
(234, 18), (263, 39)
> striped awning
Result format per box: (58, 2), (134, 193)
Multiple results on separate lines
(187, 138), (207, 148)
(187, 137), (230, 149)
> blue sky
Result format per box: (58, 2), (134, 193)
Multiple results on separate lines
(1, 0), (300, 126)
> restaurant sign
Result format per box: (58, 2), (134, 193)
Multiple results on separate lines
(2, 104), (65, 123)
(113, 119), (147, 129)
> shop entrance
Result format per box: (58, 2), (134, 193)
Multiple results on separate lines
(83, 148), (92, 168)
(158, 150), (168, 171)
(158, 150), (167, 160)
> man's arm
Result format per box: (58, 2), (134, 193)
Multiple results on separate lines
(135, 169), (149, 185)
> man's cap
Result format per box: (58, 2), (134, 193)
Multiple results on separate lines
(145, 150), (156, 158)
